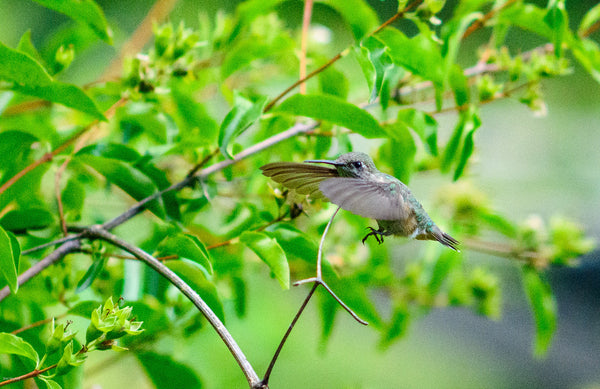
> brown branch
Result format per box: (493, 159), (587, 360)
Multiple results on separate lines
(0, 364), (57, 387)
(462, 0), (518, 40)
(581, 18), (600, 38)
(300, 0), (314, 94)
(11, 316), (58, 335)
(263, 0), (423, 113)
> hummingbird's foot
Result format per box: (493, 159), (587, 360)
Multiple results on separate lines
(362, 227), (385, 245)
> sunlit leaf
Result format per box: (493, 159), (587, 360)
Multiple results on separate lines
(137, 352), (203, 388)
(157, 233), (212, 275)
(0, 41), (106, 120)
(218, 93), (268, 158)
(0, 332), (39, 363)
(317, 0), (379, 41)
(578, 2), (600, 36)
(240, 231), (289, 289)
(264, 223), (318, 262)
(275, 94), (384, 139)
(0, 227), (19, 294)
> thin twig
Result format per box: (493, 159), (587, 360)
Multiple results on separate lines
(462, 0), (518, 40)
(261, 283), (318, 386)
(83, 226), (262, 388)
(0, 364), (57, 387)
(293, 207), (368, 325)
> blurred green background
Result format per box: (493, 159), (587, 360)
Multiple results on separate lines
(1, 0), (599, 388)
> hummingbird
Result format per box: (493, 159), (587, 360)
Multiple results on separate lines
(260, 152), (459, 251)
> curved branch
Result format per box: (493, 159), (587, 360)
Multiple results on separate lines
(83, 226), (262, 388)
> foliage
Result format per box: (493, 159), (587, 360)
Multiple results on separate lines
(0, 0), (598, 387)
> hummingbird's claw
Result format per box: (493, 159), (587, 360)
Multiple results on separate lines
(362, 227), (385, 245)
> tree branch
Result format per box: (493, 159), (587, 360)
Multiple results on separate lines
(82, 226), (262, 388)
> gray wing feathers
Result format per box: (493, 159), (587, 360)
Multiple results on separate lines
(319, 178), (407, 220)
(260, 162), (338, 199)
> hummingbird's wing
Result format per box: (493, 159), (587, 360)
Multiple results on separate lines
(318, 177), (410, 220)
(260, 162), (338, 200)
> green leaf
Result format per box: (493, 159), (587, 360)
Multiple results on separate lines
(543, 0), (568, 57)
(61, 179), (86, 222)
(218, 93), (268, 158)
(396, 108), (438, 155)
(75, 154), (165, 219)
(318, 66), (349, 100)
(571, 37), (600, 84)
(0, 332), (39, 363)
(31, 0), (112, 44)
(442, 12), (482, 71)
(316, 0), (379, 41)
(441, 106), (480, 173)
(264, 223), (318, 262)
(222, 35), (292, 79)
(453, 113), (481, 181)
(157, 233), (212, 275)
(67, 300), (103, 317)
(499, 3), (553, 40)
(274, 94), (384, 139)
(16, 30), (42, 63)
(380, 303), (410, 347)
(240, 231), (289, 289)
(137, 352), (203, 389)
(579, 2), (600, 36)
(170, 80), (218, 147)
(375, 27), (444, 109)
(0, 227), (19, 294)
(0, 208), (54, 232)
(358, 37), (394, 103)
(0, 41), (106, 120)
(379, 126), (416, 183)
(38, 377), (62, 389)
(75, 257), (107, 293)
(165, 260), (224, 322)
(522, 267), (557, 356)
(448, 64), (470, 107)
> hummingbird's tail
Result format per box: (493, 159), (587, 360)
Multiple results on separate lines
(418, 226), (460, 251)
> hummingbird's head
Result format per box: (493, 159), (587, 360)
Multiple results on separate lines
(305, 152), (377, 179)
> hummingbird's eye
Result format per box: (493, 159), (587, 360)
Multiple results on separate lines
(352, 161), (363, 169)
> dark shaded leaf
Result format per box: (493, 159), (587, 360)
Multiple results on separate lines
(31, 0), (112, 44)
(75, 154), (165, 219)
(137, 352), (203, 389)
(75, 257), (106, 293)
(165, 260), (224, 322)
(0, 208), (54, 232)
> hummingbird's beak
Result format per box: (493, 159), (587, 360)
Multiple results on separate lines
(304, 159), (342, 166)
